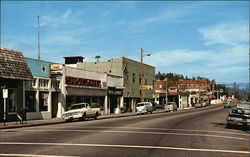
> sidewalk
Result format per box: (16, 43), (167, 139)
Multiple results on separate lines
(0, 105), (221, 130)
(0, 110), (165, 130)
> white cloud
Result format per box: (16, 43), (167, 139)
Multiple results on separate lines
(198, 21), (249, 46)
(62, 9), (72, 19)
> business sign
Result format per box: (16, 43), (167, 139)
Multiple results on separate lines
(66, 76), (101, 88)
(3, 89), (8, 98)
(140, 85), (153, 90)
(50, 64), (63, 75)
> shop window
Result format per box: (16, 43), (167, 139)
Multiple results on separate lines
(39, 92), (49, 111)
(8, 89), (17, 112)
(39, 79), (49, 88)
(25, 91), (36, 112)
(25, 80), (35, 88)
(52, 80), (60, 89)
(132, 73), (135, 83)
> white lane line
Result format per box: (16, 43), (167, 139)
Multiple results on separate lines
(16, 129), (249, 141)
(0, 154), (78, 157)
(0, 142), (249, 154)
(83, 126), (249, 136)
(30, 126), (248, 136)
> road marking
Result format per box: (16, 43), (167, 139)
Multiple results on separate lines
(7, 126), (248, 137)
(54, 126), (249, 136)
(16, 129), (249, 141)
(0, 153), (78, 157)
(0, 142), (249, 154)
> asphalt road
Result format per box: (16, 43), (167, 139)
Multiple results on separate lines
(0, 106), (249, 157)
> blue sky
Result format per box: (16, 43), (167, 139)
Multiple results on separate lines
(1, 1), (249, 83)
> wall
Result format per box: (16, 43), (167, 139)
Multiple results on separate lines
(76, 58), (123, 77)
(123, 57), (155, 99)
(25, 57), (55, 78)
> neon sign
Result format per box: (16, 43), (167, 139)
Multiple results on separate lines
(66, 76), (101, 88)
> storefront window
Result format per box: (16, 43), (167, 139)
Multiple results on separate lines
(39, 79), (49, 88)
(25, 91), (36, 112)
(52, 80), (60, 89)
(8, 89), (17, 112)
(39, 92), (48, 111)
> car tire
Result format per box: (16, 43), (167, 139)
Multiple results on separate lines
(226, 123), (231, 128)
(81, 113), (86, 121)
(94, 112), (98, 120)
(65, 119), (71, 123)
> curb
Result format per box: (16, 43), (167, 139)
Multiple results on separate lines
(0, 106), (220, 130)
(0, 110), (166, 130)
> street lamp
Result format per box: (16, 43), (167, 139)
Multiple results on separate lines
(140, 48), (151, 102)
(95, 55), (101, 62)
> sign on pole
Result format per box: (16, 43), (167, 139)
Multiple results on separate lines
(3, 89), (8, 126)
(3, 89), (8, 98)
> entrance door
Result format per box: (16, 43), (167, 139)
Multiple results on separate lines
(0, 90), (3, 122)
(52, 92), (58, 118)
(109, 95), (117, 113)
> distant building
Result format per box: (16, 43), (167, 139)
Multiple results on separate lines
(0, 48), (33, 122)
(155, 79), (212, 108)
(65, 57), (155, 112)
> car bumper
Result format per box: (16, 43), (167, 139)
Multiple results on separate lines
(227, 120), (250, 126)
(136, 110), (147, 114)
(63, 114), (82, 120)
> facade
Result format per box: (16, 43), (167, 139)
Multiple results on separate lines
(0, 48), (33, 122)
(155, 79), (212, 108)
(24, 58), (60, 120)
(53, 65), (123, 117)
(73, 57), (155, 112)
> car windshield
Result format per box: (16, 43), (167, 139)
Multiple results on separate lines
(231, 108), (244, 114)
(69, 104), (85, 110)
(137, 103), (145, 107)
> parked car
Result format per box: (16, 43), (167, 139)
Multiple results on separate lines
(136, 102), (154, 114)
(201, 102), (207, 107)
(165, 102), (178, 112)
(224, 102), (232, 108)
(155, 103), (165, 109)
(62, 103), (101, 122)
(226, 107), (250, 128)
(194, 103), (202, 108)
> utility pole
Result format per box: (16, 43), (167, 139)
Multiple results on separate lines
(140, 48), (144, 102)
(140, 48), (151, 102)
(37, 14), (40, 60)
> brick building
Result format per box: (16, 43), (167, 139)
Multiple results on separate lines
(154, 79), (212, 108)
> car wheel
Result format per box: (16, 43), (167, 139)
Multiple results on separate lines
(81, 113), (86, 121)
(94, 112), (98, 120)
(65, 119), (71, 123)
(226, 123), (231, 128)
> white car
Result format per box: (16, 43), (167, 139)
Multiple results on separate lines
(62, 103), (101, 122)
(136, 102), (154, 114)
(165, 102), (178, 112)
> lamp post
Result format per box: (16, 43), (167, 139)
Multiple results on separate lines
(95, 55), (101, 62)
(140, 48), (150, 102)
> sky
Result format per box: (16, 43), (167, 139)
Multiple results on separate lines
(1, 1), (249, 83)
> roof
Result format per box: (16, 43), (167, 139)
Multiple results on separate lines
(0, 48), (33, 80)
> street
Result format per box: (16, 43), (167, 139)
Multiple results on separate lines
(0, 106), (249, 157)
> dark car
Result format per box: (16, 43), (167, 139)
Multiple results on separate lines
(226, 107), (250, 128)
(155, 103), (165, 109)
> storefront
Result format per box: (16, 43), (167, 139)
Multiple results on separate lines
(54, 65), (108, 117)
(0, 48), (33, 122)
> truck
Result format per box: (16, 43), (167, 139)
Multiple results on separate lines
(62, 103), (101, 122)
